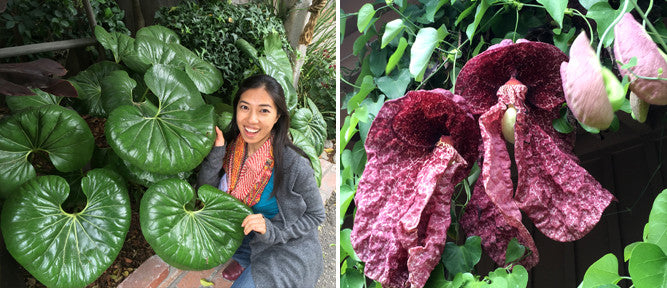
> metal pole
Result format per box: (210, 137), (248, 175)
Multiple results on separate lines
(0, 38), (97, 59)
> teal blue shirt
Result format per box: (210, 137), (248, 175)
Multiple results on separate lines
(251, 172), (279, 219)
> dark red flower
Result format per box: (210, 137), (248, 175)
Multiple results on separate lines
(455, 40), (614, 268)
(351, 89), (479, 288)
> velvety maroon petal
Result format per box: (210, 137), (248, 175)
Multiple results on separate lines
(461, 178), (539, 269)
(455, 41), (568, 115)
(514, 113), (615, 242)
(351, 89), (478, 288)
(478, 102), (521, 221)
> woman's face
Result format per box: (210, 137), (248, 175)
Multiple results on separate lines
(236, 87), (280, 152)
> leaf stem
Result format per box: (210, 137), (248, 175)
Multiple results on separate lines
(339, 77), (361, 89)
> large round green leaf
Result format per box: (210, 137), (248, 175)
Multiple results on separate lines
(170, 43), (223, 94)
(100, 70), (138, 113)
(291, 98), (327, 156)
(140, 179), (251, 270)
(106, 64), (215, 174)
(5, 88), (62, 113)
(136, 25), (180, 44)
(0, 169), (131, 288)
(0, 105), (94, 198)
(69, 61), (124, 117)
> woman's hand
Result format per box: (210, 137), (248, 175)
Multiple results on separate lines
(214, 126), (225, 146)
(241, 214), (266, 235)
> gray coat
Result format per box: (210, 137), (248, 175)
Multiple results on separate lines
(197, 145), (325, 287)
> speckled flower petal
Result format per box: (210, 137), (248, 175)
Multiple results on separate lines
(351, 89), (478, 288)
(514, 113), (614, 242)
(561, 32), (614, 129)
(461, 179), (539, 269)
(456, 40), (568, 115)
(614, 13), (667, 105)
(458, 101), (540, 269)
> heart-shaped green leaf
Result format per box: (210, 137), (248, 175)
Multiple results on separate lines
(291, 98), (327, 156)
(140, 179), (252, 270)
(169, 43), (223, 94)
(69, 61), (124, 117)
(580, 253), (621, 287)
(443, 236), (482, 276)
(410, 27), (446, 81)
(376, 69), (411, 100)
(628, 243), (667, 288)
(645, 189), (667, 254)
(1, 169), (130, 288)
(136, 36), (179, 67)
(357, 3), (376, 33)
(92, 147), (191, 187)
(5, 88), (62, 112)
(0, 105), (94, 198)
(95, 26), (134, 64)
(289, 128), (322, 186)
(381, 19), (405, 49)
(105, 64), (215, 174)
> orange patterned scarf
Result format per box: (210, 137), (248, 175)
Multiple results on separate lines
(222, 135), (274, 206)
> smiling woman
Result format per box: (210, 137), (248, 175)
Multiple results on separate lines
(197, 74), (326, 288)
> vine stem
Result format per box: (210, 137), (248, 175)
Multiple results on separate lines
(596, 0), (630, 57)
(630, 0), (667, 52)
(570, 8), (594, 41)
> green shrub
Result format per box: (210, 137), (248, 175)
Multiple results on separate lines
(154, 1), (288, 99)
(0, 0), (129, 63)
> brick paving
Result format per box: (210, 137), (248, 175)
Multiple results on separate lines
(119, 154), (336, 288)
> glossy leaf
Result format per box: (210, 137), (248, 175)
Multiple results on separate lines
(140, 179), (251, 270)
(386, 37), (408, 75)
(486, 265), (529, 288)
(5, 88), (62, 112)
(627, 243), (667, 288)
(443, 236), (482, 276)
(339, 184), (355, 225)
(259, 32), (297, 112)
(357, 3), (376, 33)
(580, 253), (621, 287)
(1, 169), (130, 288)
(465, 0), (491, 40)
(0, 105), (94, 198)
(410, 27), (445, 81)
(69, 61), (124, 117)
(347, 75), (375, 111)
(505, 238), (526, 264)
(645, 189), (666, 253)
(423, 0), (448, 23)
(170, 43), (223, 94)
(105, 64), (215, 174)
(536, 0), (567, 28)
(136, 35), (179, 67)
(94, 26), (149, 72)
(376, 69), (411, 100)
(586, 2), (632, 47)
(290, 128), (322, 186)
(136, 25), (180, 44)
(292, 98), (327, 156)
(341, 228), (360, 262)
(100, 70), (138, 113)
(381, 19), (405, 49)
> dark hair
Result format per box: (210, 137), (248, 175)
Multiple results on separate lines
(226, 74), (306, 192)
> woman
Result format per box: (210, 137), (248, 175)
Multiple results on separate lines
(197, 74), (325, 287)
